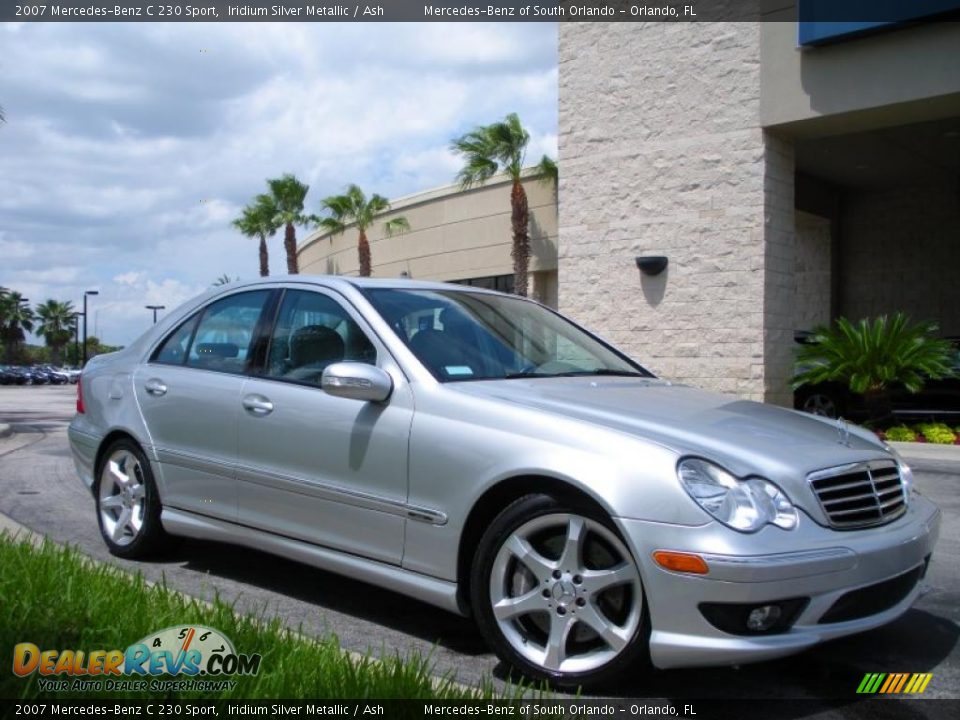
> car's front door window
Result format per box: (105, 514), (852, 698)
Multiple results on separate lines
(264, 290), (376, 386)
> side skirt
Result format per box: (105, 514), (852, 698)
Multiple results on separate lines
(161, 508), (466, 616)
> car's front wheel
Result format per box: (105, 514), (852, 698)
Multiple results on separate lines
(94, 439), (172, 558)
(471, 494), (649, 688)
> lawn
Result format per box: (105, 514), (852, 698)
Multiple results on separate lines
(0, 532), (509, 701)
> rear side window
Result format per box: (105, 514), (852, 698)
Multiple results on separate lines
(186, 290), (272, 374)
(152, 315), (199, 365)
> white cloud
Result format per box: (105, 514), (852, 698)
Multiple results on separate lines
(0, 22), (558, 345)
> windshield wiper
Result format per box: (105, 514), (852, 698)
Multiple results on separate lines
(503, 368), (649, 379)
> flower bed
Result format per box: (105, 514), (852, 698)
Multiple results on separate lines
(875, 423), (960, 444)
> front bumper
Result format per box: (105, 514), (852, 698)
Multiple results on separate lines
(616, 494), (941, 669)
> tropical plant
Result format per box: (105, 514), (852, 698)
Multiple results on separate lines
(212, 274), (239, 287)
(232, 195), (277, 277)
(265, 174), (310, 275)
(316, 185), (410, 277)
(35, 299), (76, 365)
(451, 113), (557, 297)
(793, 313), (956, 421)
(0, 289), (35, 363)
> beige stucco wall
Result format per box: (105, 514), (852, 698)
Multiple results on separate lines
(297, 174), (558, 300)
(559, 22), (796, 403)
(761, 19), (960, 135)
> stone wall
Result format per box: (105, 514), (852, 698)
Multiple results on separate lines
(841, 183), (960, 336)
(794, 210), (832, 332)
(558, 22), (795, 402)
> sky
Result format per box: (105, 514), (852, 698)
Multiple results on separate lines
(0, 22), (558, 347)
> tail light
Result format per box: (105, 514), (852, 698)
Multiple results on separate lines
(76, 377), (85, 414)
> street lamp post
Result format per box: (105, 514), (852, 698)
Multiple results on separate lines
(145, 305), (166, 324)
(71, 314), (81, 367)
(82, 290), (99, 366)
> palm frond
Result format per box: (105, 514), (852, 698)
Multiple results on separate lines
(383, 217), (410, 237)
(536, 155), (558, 186)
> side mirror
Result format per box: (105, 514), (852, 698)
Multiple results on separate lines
(321, 363), (393, 402)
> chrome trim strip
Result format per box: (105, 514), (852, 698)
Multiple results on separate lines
(235, 465), (448, 525)
(699, 547), (857, 582)
(155, 447), (235, 478)
(156, 449), (448, 525)
(161, 508), (463, 615)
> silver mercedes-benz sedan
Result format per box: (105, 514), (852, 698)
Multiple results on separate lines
(69, 276), (940, 687)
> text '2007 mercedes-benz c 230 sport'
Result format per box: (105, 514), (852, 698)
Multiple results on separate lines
(69, 276), (941, 687)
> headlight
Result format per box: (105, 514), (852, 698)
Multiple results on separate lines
(677, 458), (798, 532)
(883, 444), (916, 503)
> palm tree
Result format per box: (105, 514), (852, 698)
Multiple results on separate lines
(265, 174), (310, 275)
(451, 113), (557, 297)
(317, 185), (410, 277)
(232, 195), (277, 277)
(0, 290), (35, 363)
(212, 274), (238, 286)
(793, 313), (957, 422)
(35, 299), (76, 365)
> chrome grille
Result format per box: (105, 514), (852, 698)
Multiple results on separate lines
(808, 461), (906, 529)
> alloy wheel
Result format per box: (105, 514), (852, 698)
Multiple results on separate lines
(488, 513), (643, 675)
(98, 449), (147, 546)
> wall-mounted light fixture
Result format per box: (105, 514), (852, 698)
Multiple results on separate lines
(636, 255), (668, 276)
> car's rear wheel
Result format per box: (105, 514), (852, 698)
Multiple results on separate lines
(471, 494), (649, 688)
(95, 439), (172, 558)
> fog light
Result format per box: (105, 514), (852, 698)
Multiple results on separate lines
(746, 605), (782, 632)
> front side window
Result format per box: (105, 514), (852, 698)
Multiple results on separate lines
(264, 290), (376, 386)
(184, 290), (272, 374)
(364, 288), (651, 382)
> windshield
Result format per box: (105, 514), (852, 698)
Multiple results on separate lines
(364, 288), (652, 382)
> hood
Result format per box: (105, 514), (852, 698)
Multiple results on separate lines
(451, 377), (890, 483)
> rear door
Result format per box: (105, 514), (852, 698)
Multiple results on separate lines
(134, 289), (274, 522)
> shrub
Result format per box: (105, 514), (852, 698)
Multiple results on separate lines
(915, 422), (957, 445)
(884, 425), (917, 442)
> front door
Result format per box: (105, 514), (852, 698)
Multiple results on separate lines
(236, 288), (411, 564)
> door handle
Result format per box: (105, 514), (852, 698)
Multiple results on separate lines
(242, 394), (274, 415)
(144, 379), (167, 396)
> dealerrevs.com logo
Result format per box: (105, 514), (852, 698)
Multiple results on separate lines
(12, 625), (262, 693)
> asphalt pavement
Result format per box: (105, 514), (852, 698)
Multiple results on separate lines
(0, 385), (957, 709)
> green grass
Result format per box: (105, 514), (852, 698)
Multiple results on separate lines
(0, 532), (512, 701)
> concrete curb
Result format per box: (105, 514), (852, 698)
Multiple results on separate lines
(890, 440), (960, 463)
(0, 423), (12, 439)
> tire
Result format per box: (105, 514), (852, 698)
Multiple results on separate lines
(94, 438), (173, 558)
(471, 494), (650, 689)
(800, 390), (841, 419)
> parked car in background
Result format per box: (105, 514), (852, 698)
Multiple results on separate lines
(0, 365), (16, 385)
(794, 333), (960, 421)
(70, 278), (940, 687)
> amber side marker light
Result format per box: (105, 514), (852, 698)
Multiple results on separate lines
(653, 550), (709, 574)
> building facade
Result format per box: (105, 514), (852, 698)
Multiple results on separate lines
(559, 14), (960, 405)
(297, 174), (559, 308)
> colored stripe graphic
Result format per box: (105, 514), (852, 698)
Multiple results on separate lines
(857, 672), (932, 694)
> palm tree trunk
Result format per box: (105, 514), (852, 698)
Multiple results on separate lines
(284, 223), (299, 274)
(358, 228), (372, 277)
(510, 180), (530, 297)
(50, 343), (62, 366)
(864, 389), (893, 426)
(258, 234), (270, 277)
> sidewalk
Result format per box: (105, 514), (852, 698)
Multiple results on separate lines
(890, 440), (960, 465)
